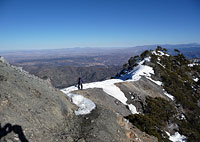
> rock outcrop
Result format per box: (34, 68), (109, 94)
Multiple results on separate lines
(0, 59), (75, 141)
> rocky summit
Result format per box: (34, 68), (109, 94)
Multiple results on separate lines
(0, 47), (200, 142)
(0, 56), (156, 142)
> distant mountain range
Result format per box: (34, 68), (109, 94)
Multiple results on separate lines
(1, 43), (200, 63)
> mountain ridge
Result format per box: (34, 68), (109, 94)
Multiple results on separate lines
(0, 54), (157, 142)
(1, 47), (200, 142)
(62, 47), (200, 142)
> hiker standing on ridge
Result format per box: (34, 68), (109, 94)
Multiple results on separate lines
(77, 77), (83, 90)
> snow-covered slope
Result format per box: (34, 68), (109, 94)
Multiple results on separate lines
(117, 57), (162, 86)
(61, 56), (172, 115)
(166, 132), (186, 142)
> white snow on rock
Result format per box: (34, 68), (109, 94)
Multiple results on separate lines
(127, 64), (154, 81)
(128, 104), (139, 114)
(119, 57), (154, 81)
(180, 114), (186, 120)
(119, 57), (163, 86)
(193, 78), (199, 82)
(147, 77), (163, 86)
(63, 93), (96, 115)
(152, 51), (170, 57)
(163, 89), (174, 101)
(188, 64), (193, 67)
(177, 114), (186, 120)
(158, 51), (170, 56)
(157, 61), (166, 68)
(188, 63), (199, 67)
(166, 132), (186, 142)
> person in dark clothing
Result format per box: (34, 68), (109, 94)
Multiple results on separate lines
(77, 77), (83, 90)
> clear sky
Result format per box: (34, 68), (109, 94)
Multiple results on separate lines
(0, 0), (200, 50)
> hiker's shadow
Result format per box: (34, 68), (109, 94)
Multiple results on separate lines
(0, 123), (28, 142)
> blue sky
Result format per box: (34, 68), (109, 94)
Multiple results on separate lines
(0, 0), (200, 50)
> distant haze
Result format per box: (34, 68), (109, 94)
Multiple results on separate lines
(1, 43), (200, 64)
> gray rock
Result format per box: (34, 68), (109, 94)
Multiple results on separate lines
(115, 76), (168, 112)
(0, 61), (75, 141)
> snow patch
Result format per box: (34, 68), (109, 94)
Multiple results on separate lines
(119, 57), (163, 86)
(118, 57), (162, 86)
(163, 89), (174, 100)
(146, 77), (163, 86)
(158, 51), (170, 56)
(128, 65), (154, 81)
(157, 61), (166, 68)
(152, 51), (170, 57)
(128, 104), (139, 114)
(177, 113), (186, 120)
(64, 93), (96, 115)
(188, 63), (199, 67)
(193, 78), (199, 82)
(180, 114), (186, 120)
(166, 132), (186, 142)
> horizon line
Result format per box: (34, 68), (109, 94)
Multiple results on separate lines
(0, 42), (200, 52)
